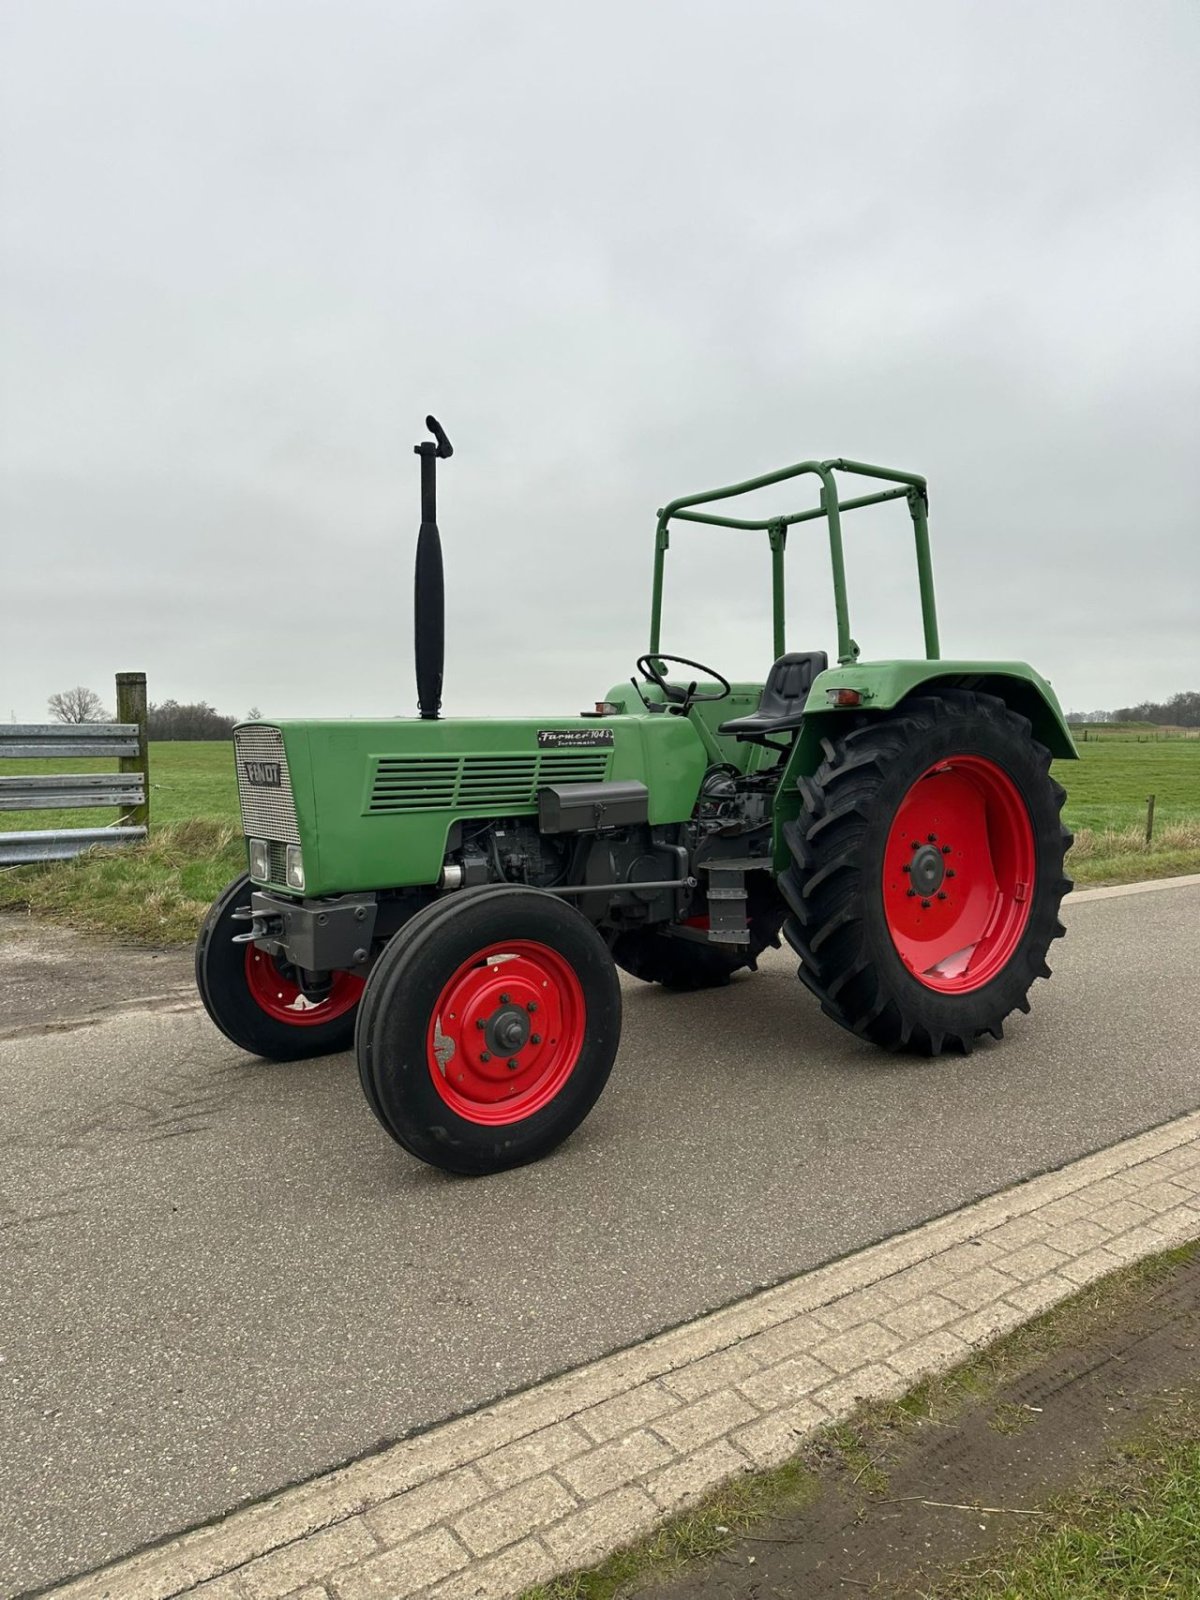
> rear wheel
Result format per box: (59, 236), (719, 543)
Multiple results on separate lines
(357, 887), (621, 1175)
(195, 875), (364, 1060)
(780, 691), (1071, 1054)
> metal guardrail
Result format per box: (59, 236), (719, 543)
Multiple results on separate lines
(0, 673), (150, 866)
(0, 759), (145, 813)
(0, 724), (141, 760)
(0, 828), (149, 864)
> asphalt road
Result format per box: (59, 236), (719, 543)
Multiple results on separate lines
(2, 882), (1198, 1597)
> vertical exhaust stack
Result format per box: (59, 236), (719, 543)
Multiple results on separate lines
(414, 415), (453, 720)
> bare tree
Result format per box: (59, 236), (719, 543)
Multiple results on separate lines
(47, 686), (110, 724)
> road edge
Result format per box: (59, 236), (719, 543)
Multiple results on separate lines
(1065, 871), (1200, 903)
(39, 1107), (1200, 1600)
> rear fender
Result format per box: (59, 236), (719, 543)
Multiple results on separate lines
(772, 660), (1077, 871)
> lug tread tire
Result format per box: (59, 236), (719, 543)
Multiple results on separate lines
(780, 691), (1072, 1055)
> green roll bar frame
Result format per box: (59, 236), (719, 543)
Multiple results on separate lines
(649, 457), (938, 668)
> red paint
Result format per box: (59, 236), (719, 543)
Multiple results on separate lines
(426, 941), (586, 1126)
(244, 947), (364, 1025)
(882, 756), (1036, 994)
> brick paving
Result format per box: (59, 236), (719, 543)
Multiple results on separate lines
(49, 1107), (1200, 1600)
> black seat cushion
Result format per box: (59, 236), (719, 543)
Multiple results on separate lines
(717, 651), (828, 740)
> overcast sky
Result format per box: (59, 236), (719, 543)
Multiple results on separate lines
(2, 0), (1197, 724)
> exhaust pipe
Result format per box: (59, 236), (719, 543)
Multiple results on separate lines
(414, 415), (453, 719)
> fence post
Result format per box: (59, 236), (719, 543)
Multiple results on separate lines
(116, 671), (150, 832)
(1145, 793), (1156, 848)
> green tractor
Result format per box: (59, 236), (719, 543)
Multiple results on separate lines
(196, 418), (1075, 1175)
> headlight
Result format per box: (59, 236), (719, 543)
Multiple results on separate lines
(285, 844), (305, 891)
(248, 839), (269, 882)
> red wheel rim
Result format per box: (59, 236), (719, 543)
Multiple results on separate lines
(882, 756), (1036, 994)
(244, 948), (365, 1026)
(426, 940), (586, 1126)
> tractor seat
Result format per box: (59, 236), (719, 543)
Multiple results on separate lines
(717, 651), (828, 741)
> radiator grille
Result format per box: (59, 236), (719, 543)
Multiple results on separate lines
(234, 727), (301, 844)
(368, 751), (612, 814)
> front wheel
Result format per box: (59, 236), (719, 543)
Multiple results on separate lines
(195, 875), (364, 1060)
(780, 691), (1072, 1054)
(356, 887), (622, 1176)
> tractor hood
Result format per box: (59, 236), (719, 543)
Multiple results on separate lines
(232, 713), (707, 897)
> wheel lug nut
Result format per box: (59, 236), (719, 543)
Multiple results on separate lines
(947, 869), (956, 878)
(531, 1033), (541, 1044)
(906, 889), (916, 898)
(479, 1051), (491, 1062)
(901, 863), (911, 873)
(910, 841), (920, 851)
(921, 899), (931, 909)
(928, 833), (937, 843)
(937, 891), (947, 901)
(507, 1057), (519, 1070)
(499, 993), (510, 1005)
(941, 844), (952, 854)
(475, 1018), (487, 1029)
(527, 1001), (538, 1013)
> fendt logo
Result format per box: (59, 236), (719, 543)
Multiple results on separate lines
(244, 760), (282, 787)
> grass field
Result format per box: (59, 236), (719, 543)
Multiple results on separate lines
(1, 734), (1197, 944)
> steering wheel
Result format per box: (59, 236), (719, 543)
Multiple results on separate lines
(636, 653), (732, 709)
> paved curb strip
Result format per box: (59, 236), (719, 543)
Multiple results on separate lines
(1065, 873), (1200, 904)
(47, 1107), (1200, 1600)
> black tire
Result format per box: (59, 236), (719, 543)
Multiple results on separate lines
(357, 887), (621, 1176)
(779, 690), (1072, 1055)
(612, 879), (787, 991)
(195, 875), (362, 1061)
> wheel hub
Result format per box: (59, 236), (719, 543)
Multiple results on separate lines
(907, 843), (946, 898)
(483, 1003), (532, 1057)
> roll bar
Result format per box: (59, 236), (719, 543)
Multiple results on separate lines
(649, 457), (938, 668)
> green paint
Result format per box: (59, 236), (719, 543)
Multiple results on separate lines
(260, 714), (707, 895)
(649, 456), (928, 665)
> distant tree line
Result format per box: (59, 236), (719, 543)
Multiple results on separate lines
(45, 687), (258, 739)
(1067, 690), (1200, 728)
(147, 700), (240, 740)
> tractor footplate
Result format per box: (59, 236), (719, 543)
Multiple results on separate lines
(700, 858), (763, 945)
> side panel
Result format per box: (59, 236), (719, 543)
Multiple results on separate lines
(771, 659), (1078, 871)
(274, 715), (707, 895)
(604, 679), (774, 772)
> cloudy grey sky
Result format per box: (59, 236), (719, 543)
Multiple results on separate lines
(2, 0), (1197, 723)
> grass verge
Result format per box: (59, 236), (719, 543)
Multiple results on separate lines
(927, 1419), (1200, 1598)
(0, 819), (244, 944)
(517, 1242), (1200, 1600)
(1066, 821), (1200, 887)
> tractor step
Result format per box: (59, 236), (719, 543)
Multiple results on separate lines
(698, 857), (768, 946)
